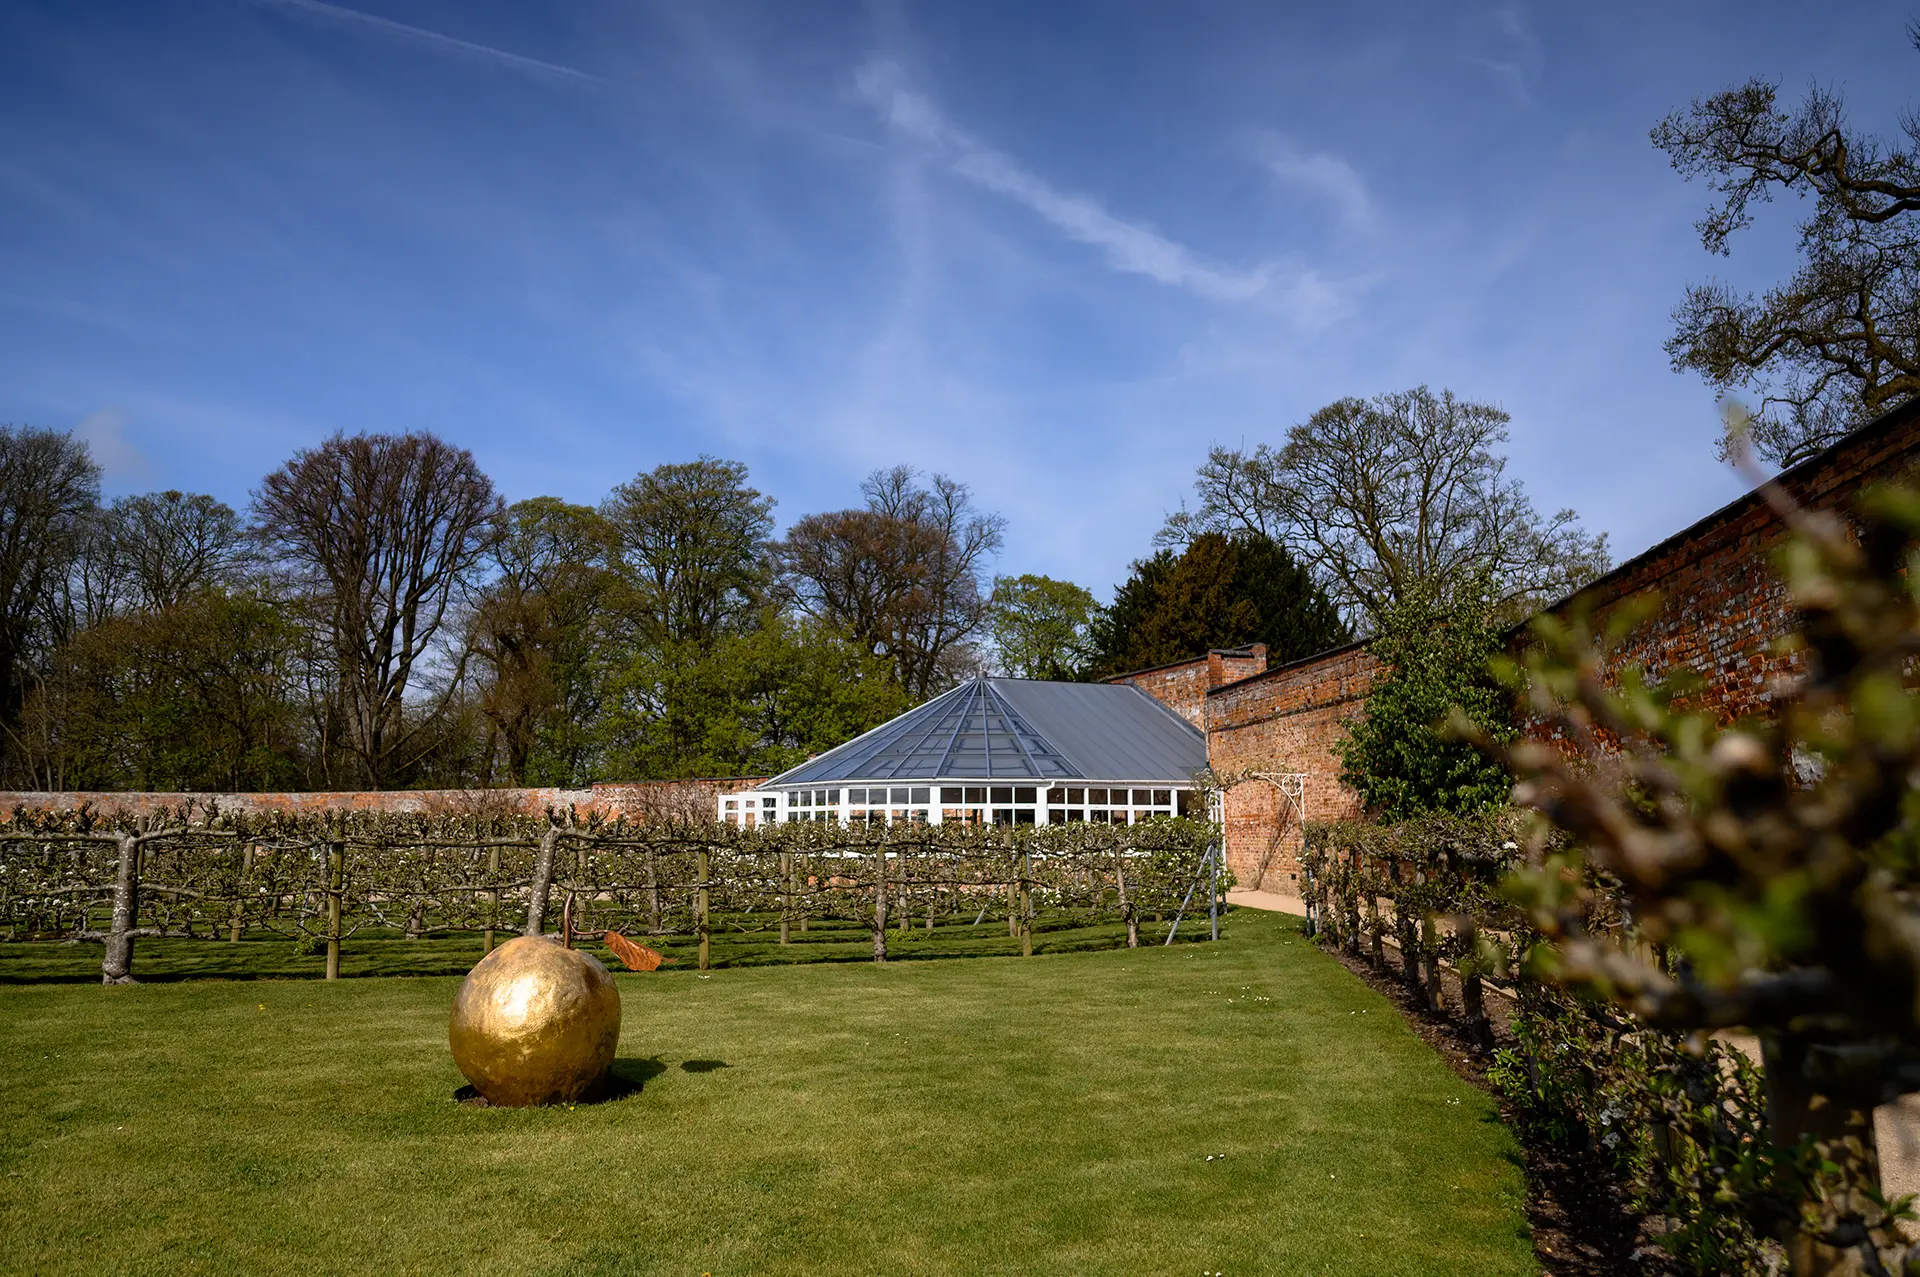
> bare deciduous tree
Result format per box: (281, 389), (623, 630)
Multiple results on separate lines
(0, 425), (99, 756)
(1161, 387), (1608, 629)
(253, 432), (502, 788)
(61, 490), (250, 629)
(468, 497), (614, 785)
(780, 467), (1004, 699)
(1654, 30), (1920, 466)
(110, 490), (249, 612)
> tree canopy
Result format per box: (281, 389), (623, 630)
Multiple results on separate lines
(1654, 28), (1920, 466)
(1084, 532), (1350, 680)
(252, 431), (503, 789)
(1161, 387), (1609, 629)
(779, 467), (1003, 699)
(988, 574), (1095, 681)
(1333, 579), (1513, 822)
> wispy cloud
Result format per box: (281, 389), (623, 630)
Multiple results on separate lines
(1259, 134), (1374, 229)
(853, 59), (1271, 302)
(73, 409), (155, 488)
(1466, 2), (1542, 107)
(245, 0), (595, 83)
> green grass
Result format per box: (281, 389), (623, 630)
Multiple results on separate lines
(0, 913), (1201, 982)
(0, 909), (1536, 1276)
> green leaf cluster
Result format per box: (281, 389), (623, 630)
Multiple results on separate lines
(1335, 581), (1513, 822)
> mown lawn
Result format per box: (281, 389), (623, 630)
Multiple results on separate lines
(0, 911), (1192, 983)
(0, 909), (1535, 1276)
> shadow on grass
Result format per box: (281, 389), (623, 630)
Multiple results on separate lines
(604, 1056), (671, 1098)
(451, 1057), (672, 1107)
(680, 1059), (731, 1073)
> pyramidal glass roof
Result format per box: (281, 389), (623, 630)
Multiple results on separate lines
(766, 677), (1206, 787)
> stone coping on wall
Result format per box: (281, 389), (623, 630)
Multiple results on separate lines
(0, 778), (769, 821)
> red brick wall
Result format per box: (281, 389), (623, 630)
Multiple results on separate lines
(1198, 399), (1920, 888)
(1527, 403), (1920, 736)
(1205, 643), (1380, 891)
(1108, 644), (1268, 728)
(0, 778), (767, 822)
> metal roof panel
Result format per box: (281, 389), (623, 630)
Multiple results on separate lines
(765, 676), (1205, 787)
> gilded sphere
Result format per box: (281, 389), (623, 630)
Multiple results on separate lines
(449, 936), (622, 1107)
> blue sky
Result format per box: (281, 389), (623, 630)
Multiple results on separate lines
(2, 0), (1914, 602)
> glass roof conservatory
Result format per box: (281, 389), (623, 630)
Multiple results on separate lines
(718, 676), (1207, 827)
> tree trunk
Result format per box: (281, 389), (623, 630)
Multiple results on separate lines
(1118, 850), (1138, 948)
(101, 832), (140, 985)
(524, 821), (561, 936)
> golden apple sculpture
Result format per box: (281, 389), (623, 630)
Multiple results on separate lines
(449, 935), (621, 1107)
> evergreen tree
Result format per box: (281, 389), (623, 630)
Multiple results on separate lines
(1085, 533), (1349, 679)
(1334, 581), (1512, 821)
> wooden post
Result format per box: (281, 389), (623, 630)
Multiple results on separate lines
(779, 849), (792, 945)
(324, 836), (345, 981)
(1006, 845), (1020, 939)
(1389, 857), (1419, 991)
(1343, 850), (1361, 954)
(229, 843), (253, 943)
(1420, 908), (1445, 1013)
(1117, 848), (1138, 948)
(484, 843), (502, 954)
(871, 846), (888, 963)
(696, 845), (711, 971)
(1366, 867), (1384, 965)
(646, 847), (662, 935)
(897, 845), (909, 935)
(1460, 922), (1491, 1051)
(925, 846), (938, 932)
(573, 841), (591, 938)
(1020, 847), (1033, 958)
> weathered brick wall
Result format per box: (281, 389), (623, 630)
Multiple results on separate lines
(1529, 403), (1920, 736)
(1197, 399), (1920, 888)
(1107, 644), (1268, 728)
(1205, 643), (1379, 891)
(0, 778), (766, 822)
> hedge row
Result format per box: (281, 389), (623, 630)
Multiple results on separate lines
(0, 804), (1222, 982)
(1304, 812), (1781, 1275)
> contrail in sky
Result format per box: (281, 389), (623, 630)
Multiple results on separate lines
(854, 58), (1270, 302)
(245, 0), (596, 83)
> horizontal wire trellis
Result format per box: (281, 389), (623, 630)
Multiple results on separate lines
(0, 805), (1221, 977)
